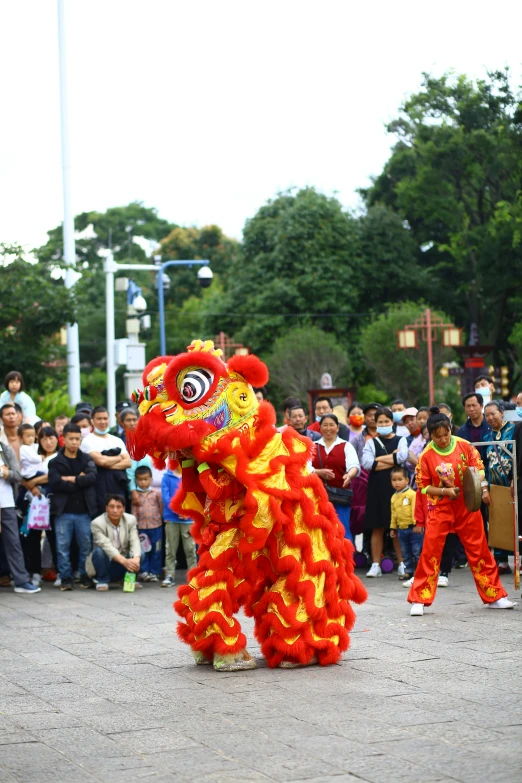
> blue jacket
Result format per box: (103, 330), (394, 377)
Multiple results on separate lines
(161, 470), (191, 523)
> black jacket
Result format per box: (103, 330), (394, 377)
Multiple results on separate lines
(48, 449), (98, 518)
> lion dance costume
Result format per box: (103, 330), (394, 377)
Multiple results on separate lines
(128, 340), (367, 670)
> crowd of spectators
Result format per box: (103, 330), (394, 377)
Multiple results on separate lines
(0, 372), (196, 594)
(0, 370), (520, 598)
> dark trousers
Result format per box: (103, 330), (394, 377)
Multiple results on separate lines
(440, 533), (458, 575)
(21, 528), (57, 576)
(0, 508), (30, 586)
(91, 546), (130, 584)
(138, 526), (163, 575)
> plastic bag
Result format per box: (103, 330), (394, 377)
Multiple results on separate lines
(27, 495), (51, 530)
(139, 532), (151, 553)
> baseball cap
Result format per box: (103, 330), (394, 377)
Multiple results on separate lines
(116, 400), (134, 413)
(75, 401), (93, 415)
(363, 402), (381, 413)
(401, 407), (418, 422)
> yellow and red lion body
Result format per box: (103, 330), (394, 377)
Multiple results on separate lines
(128, 340), (367, 668)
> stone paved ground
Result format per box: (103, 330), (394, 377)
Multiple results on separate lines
(0, 567), (521, 783)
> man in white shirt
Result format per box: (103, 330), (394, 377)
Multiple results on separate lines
(81, 406), (131, 515)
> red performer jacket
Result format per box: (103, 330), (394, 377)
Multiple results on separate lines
(415, 436), (485, 511)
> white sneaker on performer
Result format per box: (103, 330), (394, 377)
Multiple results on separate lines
(397, 562), (406, 578)
(488, 597), (516, 609)
(402, 576), (414, 588)
(410, 602), (424, 616)
(366, 563), (382, 578)
(437, 575), (449, 588)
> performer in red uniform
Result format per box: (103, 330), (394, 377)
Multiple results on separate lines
(408, 407), (515, 616)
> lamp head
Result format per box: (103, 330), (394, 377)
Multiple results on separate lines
(197, 266), (213, 288)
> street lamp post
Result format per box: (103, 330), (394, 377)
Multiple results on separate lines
(104, 256), (212, 426)
(156, 260), (211, 356)
(57, 0), (81, 405)
(396, 308), (462, 406)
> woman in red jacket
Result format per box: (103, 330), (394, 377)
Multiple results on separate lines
(312, 414), (360, 542)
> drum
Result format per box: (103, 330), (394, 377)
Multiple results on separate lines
(463, 466), (482, 512)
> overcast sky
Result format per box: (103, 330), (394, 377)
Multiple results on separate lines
(2, 0), (522, 253)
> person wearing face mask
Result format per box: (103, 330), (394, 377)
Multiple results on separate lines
(347, 402), (365, 444)
(361, 407), (405, 578)
(81, 406), (131, 515)
(483, 401), (515, 574)
(350, 403), (380, 545)
(475, 375), (516, 410)
(391, 399), (409, 438)
(396, 407), (420, 479)
(70, 413), (93, 441)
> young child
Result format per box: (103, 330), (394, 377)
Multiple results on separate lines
(17, 424), (43, 508)
(390, 466), (424, 581)
(161, 465), (197, 587)
(54, 415), (70, 448)
(131, 465), (163, 582)
(18, 424), (42, 479)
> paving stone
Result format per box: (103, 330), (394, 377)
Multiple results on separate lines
(0, 570), (520, 782)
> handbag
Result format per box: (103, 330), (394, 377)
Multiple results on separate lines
(27, 495), (51, 530)
(317, 445), (353, 506)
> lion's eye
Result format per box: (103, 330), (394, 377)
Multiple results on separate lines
(180, 369), (213, 403)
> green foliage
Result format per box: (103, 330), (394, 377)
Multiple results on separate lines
(359, 302), (456, 404)
(158, 225), (241, 309)
(363, 70), (522, 357)
(355, 205), (424, 313)
(28, 379), (74, 423)
(35, 203), (176, 370)
(265, 326), (350, 409)
(354, 383), (389, 406)
(436, 380), (466, 426)
(80, 368), (108, 405)
(203, 188), (360, 354)
(0, 243), (75, 390)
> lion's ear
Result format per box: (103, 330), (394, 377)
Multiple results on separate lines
(142, 356), (174, 386)
(227, 354), (269, 386)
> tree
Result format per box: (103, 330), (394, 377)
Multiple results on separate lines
(0, 243), (75, 390)
(355, 205), (424, 313)
(363, 70), (522, 354)
(158, 225), (241, 308)
(266, 326), (351, 409)
(35, 203), (176, 370)
(204, 188), (361, 355)
(359, 302), (456, 404)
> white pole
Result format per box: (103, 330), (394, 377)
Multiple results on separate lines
(105, 253), (117, 427)
(57, 0), (81, 405)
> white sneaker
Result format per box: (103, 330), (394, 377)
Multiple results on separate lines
(31, 573), (42, 587)
(162, 575), (174, 588)
(53, 577), (62, 588)
(402, 576), (414, 588)
(438, 575), (449, 588)
(410, 602), (424, 616)
(397, 562), (406, 577)
(138, 572), (150, 582)
(366, 563), (382, 578)
(488, 597), (516, 609)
